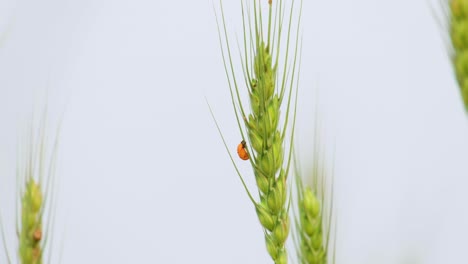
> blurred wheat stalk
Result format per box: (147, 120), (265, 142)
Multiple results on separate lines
(450, 0), (468, 111)
(213, 0), (302, 262)
(293, 122), (335, 264)
(1, 109), (62, 264)
(439, 0), (468, 111)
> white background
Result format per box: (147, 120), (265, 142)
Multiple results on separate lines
(0, 0), (467, 263)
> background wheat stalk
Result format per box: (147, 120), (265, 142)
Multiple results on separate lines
(1, 109), (62, 264)
(213, 0), (302, 262)
(293, 122), (335, 264)
(19, 178), (44, 264)
(449, 0), (468, 111)
(296, 185), (325, 264)
(435, 0), (468, 111)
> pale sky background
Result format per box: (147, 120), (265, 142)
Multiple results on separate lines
(1, 0), (468, 263)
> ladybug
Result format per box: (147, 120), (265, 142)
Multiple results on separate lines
(237, 140), (249, 161)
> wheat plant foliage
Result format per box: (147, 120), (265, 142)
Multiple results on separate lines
(214, 0), (302, 262)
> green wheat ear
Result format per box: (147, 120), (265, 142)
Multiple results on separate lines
(292, 120), (336, 264)
(0, 108), (62, 264)
(213, 0), (302, 263)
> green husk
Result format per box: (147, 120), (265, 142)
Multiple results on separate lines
(214, 0), (302, 262)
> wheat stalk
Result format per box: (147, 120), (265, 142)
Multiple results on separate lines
(449, 0), (468, 110)
(292, 113), (335, 264)
(213, 0), (302, 262)
(1, 108), (62, 264)
(428, 0), (468, 112)
(19, 178), (43, 264)
(296, 185), (325, 264)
